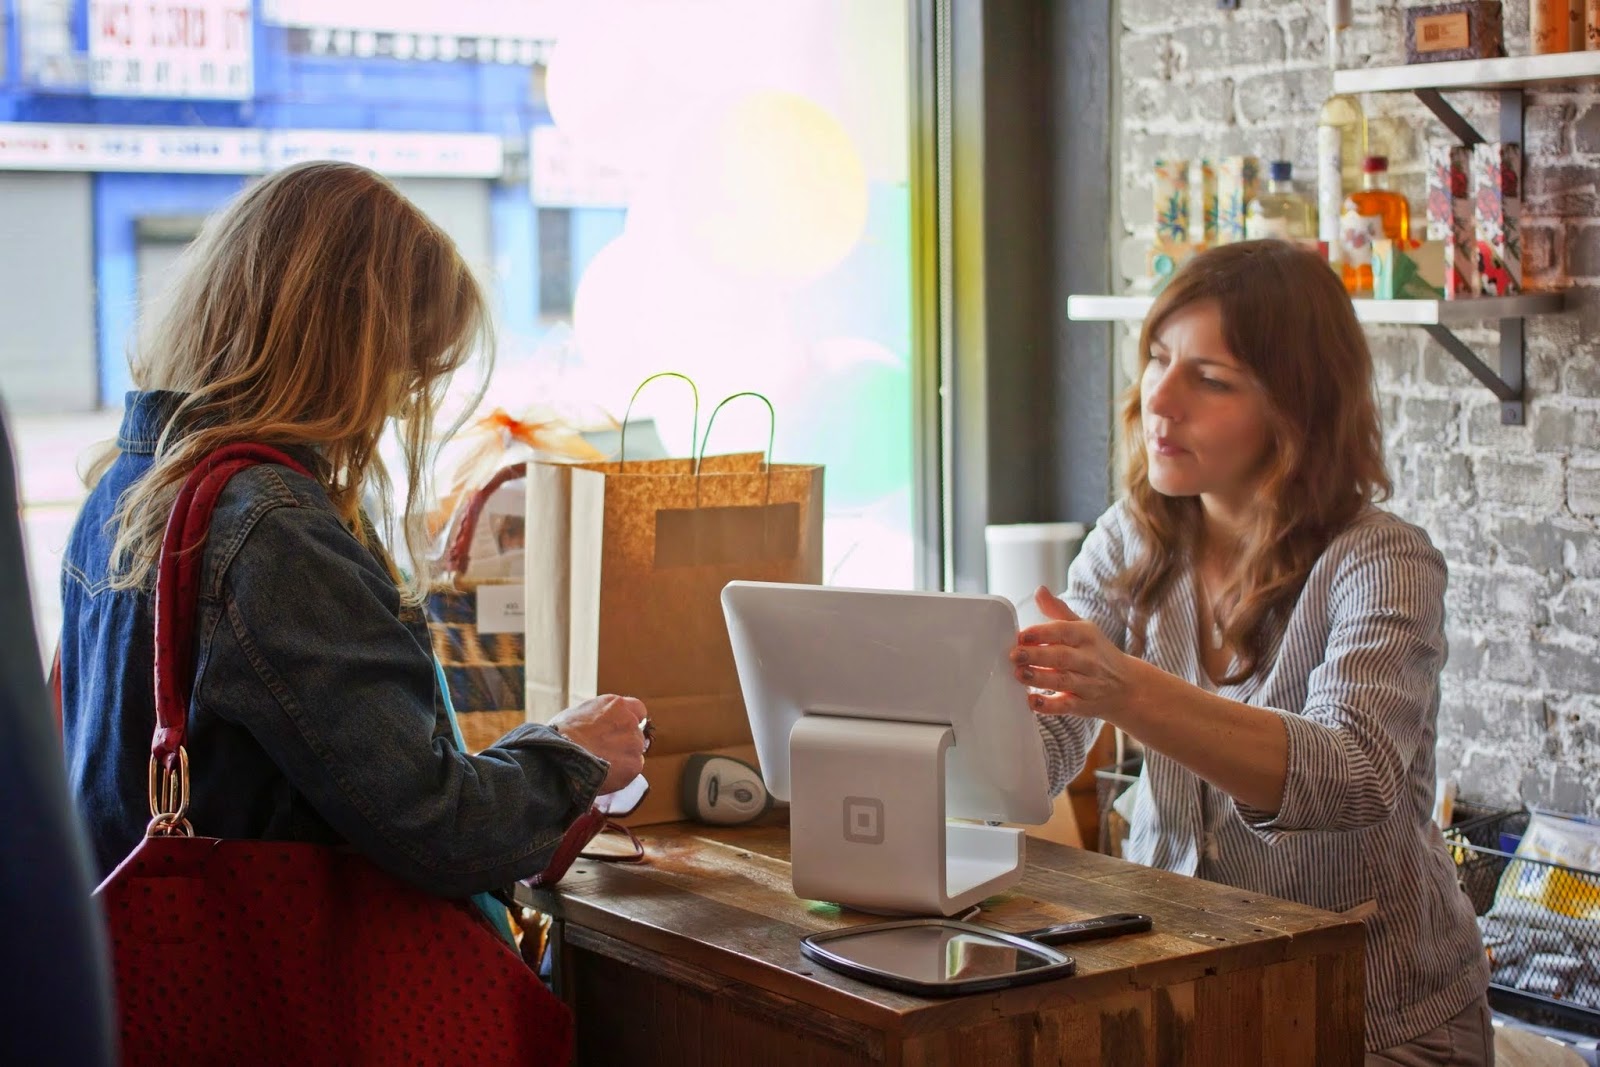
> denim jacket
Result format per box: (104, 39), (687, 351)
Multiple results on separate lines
(61, 391), (607, 897)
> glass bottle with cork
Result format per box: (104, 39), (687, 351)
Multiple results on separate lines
(1246, 161), (1316, 241)
(1339, 155), (1410, 295)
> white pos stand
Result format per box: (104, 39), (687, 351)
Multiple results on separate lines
(722, 582), (1054, 917)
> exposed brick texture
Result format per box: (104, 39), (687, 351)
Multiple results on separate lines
(1116, 1), (1600, 817)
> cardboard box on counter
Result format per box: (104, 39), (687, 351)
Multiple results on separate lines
(1472, 142), (1522, 297)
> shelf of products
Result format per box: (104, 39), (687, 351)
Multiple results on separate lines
(1331, 53), (1600, 423)
(1067, 292), (1568, 328)
(1331, 52), (1600, 97)
(1101, 55), (1596, 425)
(1333, 52), (1600, 150)
(1066, 291), (1573, 426)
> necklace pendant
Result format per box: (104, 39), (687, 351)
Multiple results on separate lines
(1210, 622), (1223, 650)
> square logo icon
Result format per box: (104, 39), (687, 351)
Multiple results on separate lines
(843, 796), (884, 845)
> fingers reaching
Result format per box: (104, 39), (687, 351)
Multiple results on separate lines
(1034, 586), (1080, 622)
(1026, 689), (1083, 716)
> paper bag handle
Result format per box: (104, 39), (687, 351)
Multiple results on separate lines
(620, 372), (699, 471)
(696, 391), (775, 507)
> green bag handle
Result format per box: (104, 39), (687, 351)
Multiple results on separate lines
(695, 391), (776, 508)
(619, 372), (699, 471)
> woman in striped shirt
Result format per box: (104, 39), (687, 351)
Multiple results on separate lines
(1021, 241), (1492, 1064)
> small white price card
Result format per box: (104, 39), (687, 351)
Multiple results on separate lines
(476, 584), (525, 635)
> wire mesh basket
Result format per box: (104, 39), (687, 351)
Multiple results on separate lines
(1444, 808), (1600, 1037)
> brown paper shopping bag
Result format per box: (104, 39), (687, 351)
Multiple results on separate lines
(523, 459), (577, 725)
(568, 450), (822, 823)
(545, 381), (823, 823)
(524, 454), (768, 722)
(525, 375), (710, 726)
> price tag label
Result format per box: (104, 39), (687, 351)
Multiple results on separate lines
(476, 584), (525, 635)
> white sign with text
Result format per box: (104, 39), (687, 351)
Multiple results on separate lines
(90, 0), (254, 99)
(0, 123), (505, 178)
(476, 583), (526, 635)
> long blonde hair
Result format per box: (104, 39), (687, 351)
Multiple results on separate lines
(1115, 241), (1391, 683)
(103, 160), (489, 602)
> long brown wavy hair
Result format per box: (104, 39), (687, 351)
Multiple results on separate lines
(99, 160), (489, 603)
(1115, 240), (1391, 683)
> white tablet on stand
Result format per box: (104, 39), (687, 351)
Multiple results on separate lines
(721, 582), (1053, 916)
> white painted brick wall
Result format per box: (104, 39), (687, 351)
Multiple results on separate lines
(1116, 0), (1600, 817)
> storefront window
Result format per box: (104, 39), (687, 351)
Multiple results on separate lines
(3, 0), (917, 647)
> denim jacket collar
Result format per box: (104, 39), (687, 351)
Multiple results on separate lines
(115, 391), (185, 454)
(115, 390), (323, 476)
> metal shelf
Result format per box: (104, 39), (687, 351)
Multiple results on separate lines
(1331, 52), (1600, 96)
(1111, 54), (1600, 425)
(1067, 291), (1574, 426)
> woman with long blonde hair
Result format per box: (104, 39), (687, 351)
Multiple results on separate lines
(1017, 242), (1492, 1063)
(61, 161), (647, 905)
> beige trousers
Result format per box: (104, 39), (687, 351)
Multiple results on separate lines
(1366, 996), (1495, 1067)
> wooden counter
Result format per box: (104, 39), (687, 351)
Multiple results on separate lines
(516, 822), (1366, 1066)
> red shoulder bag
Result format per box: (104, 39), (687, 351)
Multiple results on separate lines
(89, 444), (574, 1065)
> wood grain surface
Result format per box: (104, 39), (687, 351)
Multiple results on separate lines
(518, 820), (1365, 1065)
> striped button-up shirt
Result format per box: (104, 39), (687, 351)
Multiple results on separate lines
(1035, 501), (1489, 1051)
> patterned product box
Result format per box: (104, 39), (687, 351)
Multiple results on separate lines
(1472, 142), (1521, 297)
(1216, 156), (1260, 245)
(1150, 158), (1196, 284)
(1373, 239), (1447, 300)
(1153, 158), (1190, 247)
(1187, 159), (1216, 249)
(1146, 242), (1197, 294)
(1426, 143), (1476, 298)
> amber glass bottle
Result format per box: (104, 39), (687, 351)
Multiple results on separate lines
(1340, 156), (1410, 295)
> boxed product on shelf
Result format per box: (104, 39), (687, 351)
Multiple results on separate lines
(1146, 244), (1196, 294)
(1404, 2), (1504, 64)
(1426, 143), (1477, 298)
(1473, 141), (1522, 297)
(1216, 155), (1260, 244)
(1149, 158), (1196, 287)
(1153, 157), (1190, 247)
(1187, 159), (1217, 249)
(1373, 239), (1447, 299)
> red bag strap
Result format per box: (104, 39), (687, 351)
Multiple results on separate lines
(49, 645), (63, 739)
(152, 444), (310, 769)
(440, 461), (527, 578)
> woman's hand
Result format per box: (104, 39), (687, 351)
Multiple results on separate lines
(1011, 587), (1142, 725)
(549, 695), (649, 794)
(1016, 589), (1290, 815)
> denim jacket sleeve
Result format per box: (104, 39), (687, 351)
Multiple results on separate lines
(195, 490), (607, 898)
